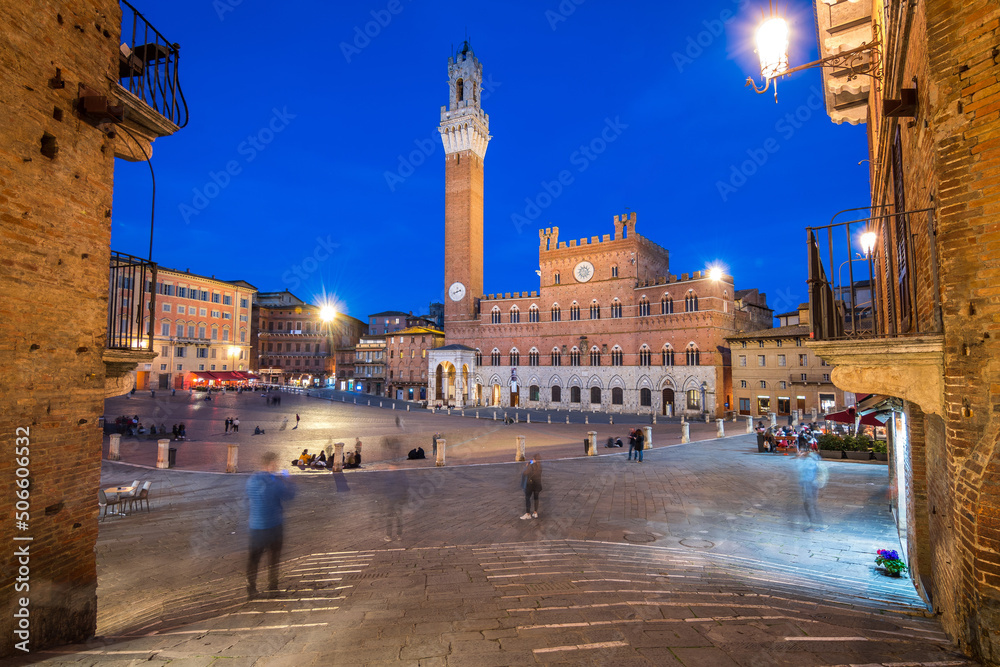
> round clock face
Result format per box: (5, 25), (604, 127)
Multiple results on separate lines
(448, 281), (466, 302)
(573, 261), (595, 283)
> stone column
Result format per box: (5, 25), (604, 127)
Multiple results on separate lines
(108, 434), (121, 461)
(436, 438), (446, 466)
(226, 443), (239, 473)
(769, 412), (777, 427)
(681, 422), (690, 444)
(746, 416), (753, 433)
(156, 439), (170, 469)
(716, 419), (725, 438)
(515, 435), (525, 462)
(332, 442), (344, 472)
(586, 431), (596, 456)
(642, 426), (652, 450)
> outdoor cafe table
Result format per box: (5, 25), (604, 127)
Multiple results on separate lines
(105, 486), (135, 515)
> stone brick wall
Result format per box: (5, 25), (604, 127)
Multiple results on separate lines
(443, 151), (484, 325)
(0, 0), (121, 656)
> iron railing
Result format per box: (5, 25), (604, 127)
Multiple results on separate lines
(107, 251), (157, 351)
(118, 0), (189, 128)
(807, 207), (941, 341)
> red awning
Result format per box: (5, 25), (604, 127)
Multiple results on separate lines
(189, 371), (217, 381)
(211, 371), (240, 381)
(826, 406), (890, 426)
(826, 407), (856, 423)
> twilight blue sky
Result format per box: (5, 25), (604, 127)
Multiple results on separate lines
(111, 0), (871, 322)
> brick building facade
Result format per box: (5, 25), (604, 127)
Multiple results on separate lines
(0, 1), (185, 656)
(386, 326), (445, 401)
(253, 290), (366, 386)
(800, 0), (1000, 662)
(429, 44), (771, 416)
(728, 305), (846, 419)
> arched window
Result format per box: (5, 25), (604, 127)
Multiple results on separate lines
(685, 344), (700, 366)
(551, 385), (562, 402)
(491, 306), (501, 324)
(638, 297), (650, 316)
(551, 304), (561, 322)
(475, 349), (482, 366)
(589, 301), (600, 319)
(662, 345), (675, 366)
(661, 295), (673, 314)
(509, 348), (520, 366)
(570, 386), (581, 403)
(610, 299), (622, 318)
(491, 348), (501, 366)
(510, 306), (520, 324)
(639, 345), (651, 366)
(611, 265), (618, 278)
(590, 387), (602, 404)
(550, 347), (561, 366)
(590, 347), (601, 366)
(610, 346), (623, 366)
(612, 387), (623, 404)
(528, 348), (539, 366)
(456, 78), (464, 101)
(759, 380), (767, 389)
(687, 389), (701, 410)
(554, 272), (561, 285)
(570, 347), (581, 366)
(640, 388), (652, 406)
(529, 385), (540, 401)
(528, 305), (539, 323)
(685, 291), (699, 312)
(570, 303), (580, 320)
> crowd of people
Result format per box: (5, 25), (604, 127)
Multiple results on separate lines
(757, 422), (823, 454)
(292, 439), (363, 470)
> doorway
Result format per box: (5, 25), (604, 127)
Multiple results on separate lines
(662, 388), (675, 415)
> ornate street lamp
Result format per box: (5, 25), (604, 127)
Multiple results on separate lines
(746, 5), (881, 102)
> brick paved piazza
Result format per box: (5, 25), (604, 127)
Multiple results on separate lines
(26, 391), (979, 665)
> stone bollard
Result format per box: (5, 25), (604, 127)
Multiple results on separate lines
(379, 401), (383, 408)
(108, 433), (121, 461)
(586, 431), (597, 456)
(476, 411), (479, 419)
(515, 435), (526, 462)
(769, 412), (777, 427)
(610, 415), (614, 425)
(547, 415), (551, 424)
(680, 415), (685, 424)
(585, 415), (589, 425)
(367, 400), (371, 406)
(461, 410), (465, 416)
(652, 413), (657, 424)
(642, 425), (652, 450)
(392, 403), (395, 410)
(226, 442), (239, 473)
(681, 423), (690, 444)
(332, 442), (344, 472)
(407, 404), (410, 411)
(447, 408), (451, 415)
(746, 416), (753, 434)
(353, 398), (356, 404)
(811, 407), (818, 422)
(704, 412), (711, 423)
(526, 414), (530, 423)
(493, 412), (497, 421)
(792, 410), (799, 427)
(436, 438), (446, 466)
(566, 415), (569, 424)
(716, 419), (725, 438)
(156, 438), (170, 469)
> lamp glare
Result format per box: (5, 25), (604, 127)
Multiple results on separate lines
(860, 231), (877, 256)
(320, 305), (336, 322)
(756, 17), (789, 79)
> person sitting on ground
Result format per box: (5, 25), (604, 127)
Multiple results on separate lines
(137, 423), (146, 435)
(253, 426), (264, 435)
(297, 449), (311, 467)
(407, 447), (426, 460)
(353, 443), (362, 467)
(313, 451), (327, 468)
(149, 424), (157, 436)
(615, 437), (624, 448)
(606, 436), (616, 448)
(172, 424), (179, 439)
(344, 451), (360, 468)
(178, 423), (187, 439)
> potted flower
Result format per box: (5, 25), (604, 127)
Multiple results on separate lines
(875, 549), (908, 577)
(872, 439), (888, 462)
(845, 434), (873, 461)
(817, 433), (845, 459)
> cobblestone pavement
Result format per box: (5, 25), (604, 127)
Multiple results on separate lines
(27, 410), (979, 665)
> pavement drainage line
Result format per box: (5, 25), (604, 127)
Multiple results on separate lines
(148, 622), (330, 636)
(518, 615), (814, 630)
(532, 640), (630, 654)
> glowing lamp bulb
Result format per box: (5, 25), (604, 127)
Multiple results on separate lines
(860, 231), (877, 256)
(756, 17), (789, 79)
(708, 267), (723, 281)
(320, 305), (336, 322)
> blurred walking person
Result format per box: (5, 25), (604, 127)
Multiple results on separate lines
(246, 451), (295, 600)
(382, 463), (410, 541)
(520, 455), (542, 519)
(798, 445), (826, 531)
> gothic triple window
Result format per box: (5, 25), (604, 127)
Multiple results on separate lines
(528, 349), (539, 366)
(528, 305), (539, 323)
(610, 346), (623, 366)
(551, 304), (561, 322)
(590, 347), (601, 366)
(685, 292), (699, 312)
(510, 307), (520, 324)
(491, 307), (501, 324)
(475, 349), (482, 366)
(491, 349), (500, 366)
(685, 344), (700, 366)
(639, 345), (651, 366)
(509, 349), (520, 366)
(569, 347), (581, 366)
(661, 295), (674, 314)
(550, 348), (561, 366)
(610, 300), (622, 318)
(662, 346), (675, 366)
(638, 297), (650, 316)
(570, 303), (580, 321)
(589, 301), (600, 319)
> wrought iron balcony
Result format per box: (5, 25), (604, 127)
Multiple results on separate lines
(117, 1), (189, 130)
(807, 207), (941, 342)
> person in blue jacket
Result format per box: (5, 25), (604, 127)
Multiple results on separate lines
(246, 451), (295, 600)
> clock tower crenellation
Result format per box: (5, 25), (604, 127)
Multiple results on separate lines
(441, 41), (490, 332)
